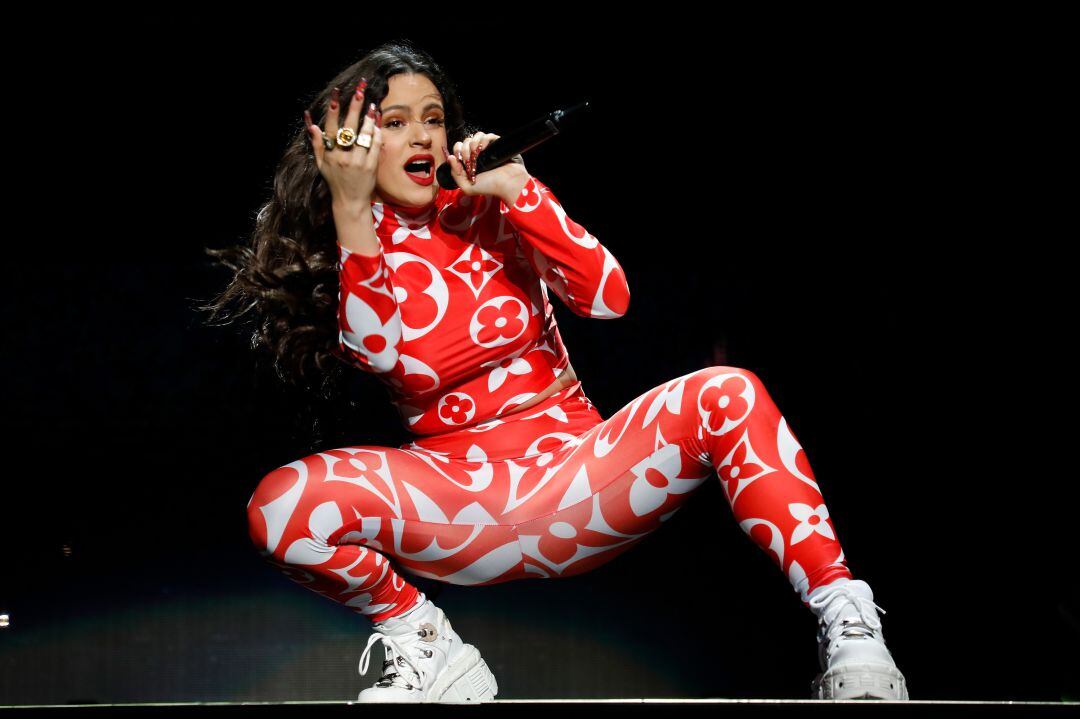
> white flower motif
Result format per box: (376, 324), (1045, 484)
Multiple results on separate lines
(627, 443), (707, 517)
(788, 502), (835, 545)
(485, 355), (533, 392)
(389, 209), (435, 245)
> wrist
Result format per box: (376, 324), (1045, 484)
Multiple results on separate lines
(332, 199), (374, 224)
(498, 168), (531, 207)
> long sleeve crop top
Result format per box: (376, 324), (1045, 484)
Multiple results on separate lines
(337, 174), (630, 437)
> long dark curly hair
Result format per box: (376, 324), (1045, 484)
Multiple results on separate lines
(197, 40), (474, 402)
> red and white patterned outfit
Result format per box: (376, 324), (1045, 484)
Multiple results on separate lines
(247, 176), (853, 623)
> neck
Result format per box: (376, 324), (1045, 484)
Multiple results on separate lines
(372, 186), (449, 216)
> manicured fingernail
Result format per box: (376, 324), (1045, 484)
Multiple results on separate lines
(367, 102), (376, 118)
(331, 87), (340, 104)
(303, 110), (313, 128)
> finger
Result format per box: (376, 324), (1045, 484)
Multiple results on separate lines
(469, 133), (489, 182)
(461, 135), (475, 176)
(475, 132), (497, 157)
(470, 133), (492, 182)
(467, 134), (482, 182)
(303, 110), (323, 166)
(326, 87), (342, 141)
(365, 122), (384, 173)
(441, 145), (471, 187)
(344, 77), (368, 135)
(472, 133), (497, 183)
(356, 103), (378, 156)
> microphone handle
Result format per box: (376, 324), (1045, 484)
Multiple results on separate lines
(435, 100), (589, 190)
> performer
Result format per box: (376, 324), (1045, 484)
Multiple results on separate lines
(206, 41), (908, 702)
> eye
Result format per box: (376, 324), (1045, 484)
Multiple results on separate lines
(426, 117), (445, 126)
(385, 119), (404, 128)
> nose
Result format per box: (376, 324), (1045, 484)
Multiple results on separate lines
(410, 121), (432, 146)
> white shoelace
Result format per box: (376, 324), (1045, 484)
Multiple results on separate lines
(808, 583), (886, 639)
(359, 628), (430, 692)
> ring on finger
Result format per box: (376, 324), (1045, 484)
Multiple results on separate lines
(322, 134), (335, 150)
(356, 133), (372, 149)
(336, 127), (357, 148)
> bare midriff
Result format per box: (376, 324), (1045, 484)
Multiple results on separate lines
(501, 362), (578, 416)
(399, 362), (578, 429)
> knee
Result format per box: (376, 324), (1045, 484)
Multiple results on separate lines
(246, 462), (307, 561)
(696, 365), (762, 393)
(691, 366), (763, 431)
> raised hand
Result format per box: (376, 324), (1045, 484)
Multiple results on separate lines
(441, 131), (528, 201)
(303, 79), (384, 210)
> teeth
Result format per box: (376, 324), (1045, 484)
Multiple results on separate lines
(405, 160), (432, 178)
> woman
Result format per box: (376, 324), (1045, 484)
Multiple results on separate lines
(204, 41), (908, 703)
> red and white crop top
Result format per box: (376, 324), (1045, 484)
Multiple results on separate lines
(337, 174), (630, 437)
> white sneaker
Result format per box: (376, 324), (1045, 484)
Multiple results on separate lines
(807, 579), (909, 700)
(355, 597), (499, 703)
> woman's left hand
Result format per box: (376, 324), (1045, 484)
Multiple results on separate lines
(442, 131), (529, 201)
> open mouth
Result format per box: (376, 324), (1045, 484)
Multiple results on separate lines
(404, 158), (433, 178)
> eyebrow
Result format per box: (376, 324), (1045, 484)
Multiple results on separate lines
(381, 101), (445, 114)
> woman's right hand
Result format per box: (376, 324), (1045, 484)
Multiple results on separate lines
(303, 82), (383, 210)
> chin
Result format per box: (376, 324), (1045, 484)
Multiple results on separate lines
(397, 184), (438, 208)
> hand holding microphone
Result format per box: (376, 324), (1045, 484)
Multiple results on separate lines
(436, 100), (591, 192)
(440, 133), (526, 200)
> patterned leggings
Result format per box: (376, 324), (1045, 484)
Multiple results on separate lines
(246, 366), (853, 623)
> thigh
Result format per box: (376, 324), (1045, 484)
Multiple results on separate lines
(511, 369), (721, 578)
(248, 444), (522, 586)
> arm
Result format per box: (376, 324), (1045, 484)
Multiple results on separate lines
(336, 206), (402, 374)
(498, 175), (630, 319)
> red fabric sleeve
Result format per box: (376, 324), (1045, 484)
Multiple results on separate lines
(337, 242), (403, 374)
(499, 175), (630, 319)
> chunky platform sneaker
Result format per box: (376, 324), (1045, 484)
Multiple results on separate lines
(356, 597), (499, 703)
(807, 579), (909, 700)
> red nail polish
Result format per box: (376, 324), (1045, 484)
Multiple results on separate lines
(367, 102), (376, 118)
(331, 87), (340, 103)
(303, 110), (313, 128)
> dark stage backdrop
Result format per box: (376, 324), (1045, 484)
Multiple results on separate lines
(1, 14), (1073, 705)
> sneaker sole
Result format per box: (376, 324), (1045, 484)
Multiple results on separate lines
(811, 662), (909, 700)
(428, 643), (499, 703)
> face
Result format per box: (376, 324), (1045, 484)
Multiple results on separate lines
(371, 73), (449, 208)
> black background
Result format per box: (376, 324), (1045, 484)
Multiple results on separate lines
(1, 12), (1074, 704)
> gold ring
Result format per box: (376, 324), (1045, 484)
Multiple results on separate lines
(336, 127), (357, 147)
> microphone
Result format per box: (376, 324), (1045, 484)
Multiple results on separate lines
(436, 100), (591, 190)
